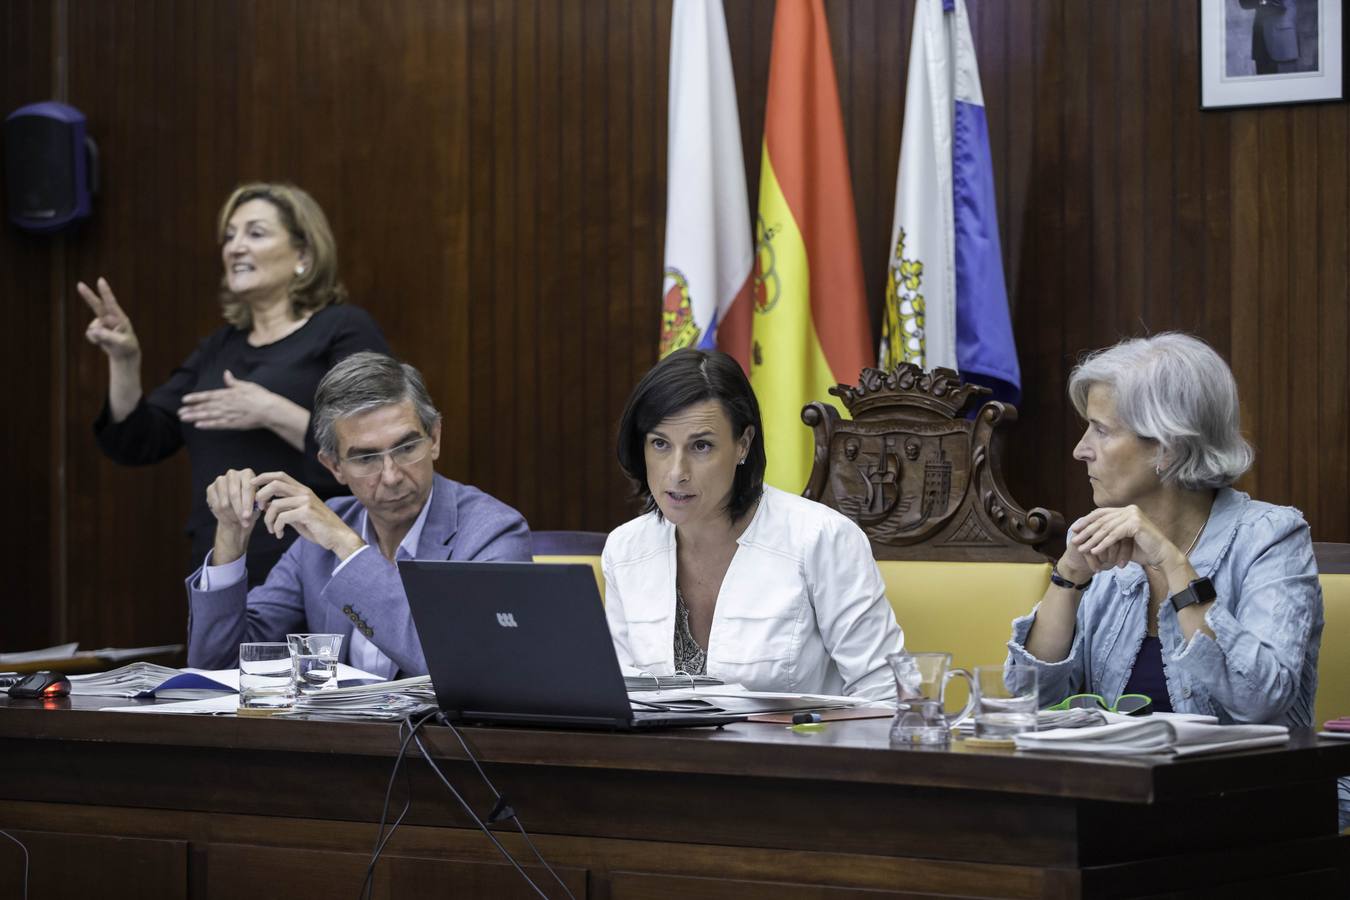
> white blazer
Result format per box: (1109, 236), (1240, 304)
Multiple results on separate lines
(602, 485), (903, 699)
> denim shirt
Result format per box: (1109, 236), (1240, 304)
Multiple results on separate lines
(1006, 488), (1323, 728)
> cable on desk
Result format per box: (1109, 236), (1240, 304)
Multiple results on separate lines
(437, 712), (576, 900)
(410, 727), (552, 899)
(0, 829), (29, 900)
(360, 708), (437, 900)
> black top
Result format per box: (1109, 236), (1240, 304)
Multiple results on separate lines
(1121, 634), (1174, 713)
(94, 303), (389, 586)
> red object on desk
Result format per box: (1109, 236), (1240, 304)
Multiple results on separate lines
(1323, 717), (1350, 733)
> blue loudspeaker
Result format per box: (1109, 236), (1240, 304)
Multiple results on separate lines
(4, 101), (99, 233)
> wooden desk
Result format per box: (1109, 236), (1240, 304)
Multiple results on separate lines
(0, 696), (1346, 899)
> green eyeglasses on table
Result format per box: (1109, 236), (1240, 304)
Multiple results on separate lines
(1048, 693), (1153, 716)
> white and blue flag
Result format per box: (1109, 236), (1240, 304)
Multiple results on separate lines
(880, 0), (1020, 403)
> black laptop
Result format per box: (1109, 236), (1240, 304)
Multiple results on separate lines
(398, 560), (745, 731)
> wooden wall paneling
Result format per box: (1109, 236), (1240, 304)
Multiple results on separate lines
(1072, 0), (1121, 521)
(1316, 106), (1348, 539)
(1, 0), (56, 651)
(467, 0), (499, 500)
(512, 0), (540, 525)
(1290, 107), (1320, 516)
(605, 0), (638, 520)
(1198, 115), (1233, 362)
(7, 0), (1350, 651)
(1257, 110), (1293, 505)
(1229, 113), (1263, 502)
(491, 0), (521, 510)
(1057, 0), (1093, 523)
(1115, 0), (1147, 340)
(436, 0), (476, 482)
(580, 0), (611, 526)
(1173, 1), (1208, 341)
(1143, 0), (1176, 332)
(971, 0), (1008, 296)
(1002, 0), (1035, 339)
(534, 0), (564, 531)
(628, 0), (662, 515)
(1018, 1), (1071, 518)
(63, 0), (218, 649)
(557, 0), (587, 531)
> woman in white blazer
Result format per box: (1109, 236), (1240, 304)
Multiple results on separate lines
(602, 349), (904, 700)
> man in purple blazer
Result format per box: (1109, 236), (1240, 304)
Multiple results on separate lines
(185, 352), (531, 677)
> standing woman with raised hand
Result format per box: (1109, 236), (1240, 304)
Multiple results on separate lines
(82, 182), (388, 587)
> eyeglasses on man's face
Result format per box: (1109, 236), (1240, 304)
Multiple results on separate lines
(340, 436), (431, 478)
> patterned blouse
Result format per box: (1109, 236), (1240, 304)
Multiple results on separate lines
(673, 588), (708, 676)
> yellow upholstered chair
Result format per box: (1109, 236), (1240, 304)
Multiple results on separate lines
(1314, 544), (1350, 730)
(533, 530), (606, 597)
(877, 560), (1049, 710)
(876, 560), (1050, 673)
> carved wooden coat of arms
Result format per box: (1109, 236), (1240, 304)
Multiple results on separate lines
(803, 365), (1064, 562)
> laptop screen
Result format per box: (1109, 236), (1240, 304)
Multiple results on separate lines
(399, 560), (635, 725)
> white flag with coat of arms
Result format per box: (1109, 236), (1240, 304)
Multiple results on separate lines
(880, 0), (1020, 402)
(658, 0), (755, 370)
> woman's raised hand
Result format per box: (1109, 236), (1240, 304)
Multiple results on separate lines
(79, 277), (141, 362)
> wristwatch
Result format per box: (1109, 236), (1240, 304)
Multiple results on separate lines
(1049, 565), (1092, 591)
(1170, 576), (1216, 612)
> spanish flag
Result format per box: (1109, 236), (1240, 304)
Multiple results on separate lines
(751, 0), (872, 492)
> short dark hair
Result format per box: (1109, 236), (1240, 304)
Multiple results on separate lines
(616, 349), (765, 522)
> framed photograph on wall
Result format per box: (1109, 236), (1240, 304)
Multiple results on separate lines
(1201, 0), (1344, 109)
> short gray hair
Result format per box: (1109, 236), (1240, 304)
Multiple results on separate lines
(312, 352), (441, 458)
(1068, 333), (1253, 490)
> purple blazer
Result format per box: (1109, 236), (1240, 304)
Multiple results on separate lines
(185, 473), (532, 675)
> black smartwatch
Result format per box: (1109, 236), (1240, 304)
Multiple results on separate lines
(1170, 576), (1216, 612)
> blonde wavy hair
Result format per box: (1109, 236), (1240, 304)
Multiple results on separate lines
(216, 182), (347, 328)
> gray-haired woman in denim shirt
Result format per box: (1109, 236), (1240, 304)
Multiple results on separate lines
(1007, 332), (1324, 728)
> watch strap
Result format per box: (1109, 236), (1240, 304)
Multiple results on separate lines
(1049, 565), (1092, 591)
(1170, 576), (1217, 611)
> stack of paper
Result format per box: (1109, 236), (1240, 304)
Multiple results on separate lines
(1013, 711), (1288, 757)
(624, 673), (725, 692)
(78, 663), (388, 716)
(71, 662), (237, 699)
(279, 675), (436, 721)
(629, 685), (874, 716)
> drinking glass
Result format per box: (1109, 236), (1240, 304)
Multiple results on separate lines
(972, 664), (1038, 738)
(287, 633), (344, 695)
(238, 642), (295, 709)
